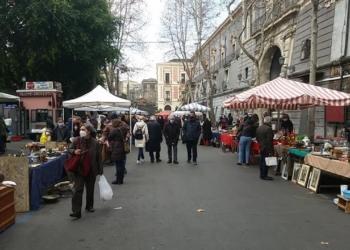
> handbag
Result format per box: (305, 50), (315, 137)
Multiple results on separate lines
(119, 128), (130, 154)
(265, 156), (277, 166)
(65, 137), (82, 172)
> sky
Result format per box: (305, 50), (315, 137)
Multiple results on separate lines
(121, 0), (233, 83)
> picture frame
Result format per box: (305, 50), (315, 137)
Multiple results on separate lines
(297, 164), (311, 187)
(291, 163), (301, 184)
(281, 163), (288, 180)
(308, 168), (321, 193)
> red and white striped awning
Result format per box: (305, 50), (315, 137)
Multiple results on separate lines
(222, 77), (350, 110)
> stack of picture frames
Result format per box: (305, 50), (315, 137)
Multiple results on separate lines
(291, 163), (322, 193)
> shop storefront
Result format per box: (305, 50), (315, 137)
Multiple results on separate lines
(16, 81), (63, 131)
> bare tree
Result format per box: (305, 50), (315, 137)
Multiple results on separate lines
(161, 0), (197, 104)
(307, 0), (319, 141)
(161, 0), (223, 123)
(103, 0), (148, 95)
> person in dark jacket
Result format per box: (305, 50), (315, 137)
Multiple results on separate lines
(108, 119), (127, 184)
(256, 116), (274, 180)
(183, 111), (201, 165)
(73, 116), (82, 137)
(157, 116), (165, 130)
(46, 116), (55, 130)
(68, 124), (103, 218)
(146, 116), (163, 163)
(163, 116), (180, 164)
(131, 115), (137, 145)
(201, 114), (212, 146)
(51, 117), (70, 143)
(237, 114), (259, 166)
(280, 113), (293, 134)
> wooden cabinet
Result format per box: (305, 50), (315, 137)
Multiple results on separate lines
(0, 186), (16, 233)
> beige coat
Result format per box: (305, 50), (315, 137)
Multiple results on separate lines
(133, 121), (149, 148)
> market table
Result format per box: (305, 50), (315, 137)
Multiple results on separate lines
(304, 154), (350, 178)
(29, 154), (68, 210)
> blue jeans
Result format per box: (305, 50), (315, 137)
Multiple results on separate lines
(238, 136), (252, 164)
(137, 148), (144, 161)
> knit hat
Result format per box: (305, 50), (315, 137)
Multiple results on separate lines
(110, 113), (118, 120)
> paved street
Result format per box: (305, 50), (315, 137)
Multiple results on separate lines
(1, 141), (349, 249)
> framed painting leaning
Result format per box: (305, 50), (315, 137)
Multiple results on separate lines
(297, 164), (311, 187)
(291, 163), (301, 184)
(308, 168), (321, 193)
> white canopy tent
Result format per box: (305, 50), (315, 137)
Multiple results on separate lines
(62, 85), (131, 108)
(0, 92), (19, 103)
(74, 105), (129, 112)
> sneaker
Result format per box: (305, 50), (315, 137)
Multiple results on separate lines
(141, 159), (145, 163)
(173, 160), (179, 164)
(192, 161), (197, 165)
(167, 160), (172, 164)
(136, 160), (141, 164)
(156, 159), (162, 163)
(187, 160), (191, 163)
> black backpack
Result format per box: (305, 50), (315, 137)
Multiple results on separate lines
(134, 126), (143, 140)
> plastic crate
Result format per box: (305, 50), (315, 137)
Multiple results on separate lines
(11, 136), (22, 141)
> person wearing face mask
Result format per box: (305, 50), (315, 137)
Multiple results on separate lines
(280, 114), (293, 134)
(68, 124), (103, 218)
(52, 117), (70, 143)
(163, 116), (180, 164)
(183, 111), (201, 165)
(73, 116), (82, 137)
(40, 128), (52, 143)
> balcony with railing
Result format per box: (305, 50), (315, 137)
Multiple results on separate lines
(250, 0), (299, 35)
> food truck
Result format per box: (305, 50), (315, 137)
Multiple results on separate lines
(16, 82), (64, 135)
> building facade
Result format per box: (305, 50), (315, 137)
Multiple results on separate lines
(118, 79), (142, 105)
(191, 0), (350, 138)
(141, 78), (157, 104)
(156, 60), (191, 111)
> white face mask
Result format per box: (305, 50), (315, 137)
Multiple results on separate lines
(283, 118), (288, 121)
(46, 132), (50, 135)
(80, 131), (87, 137)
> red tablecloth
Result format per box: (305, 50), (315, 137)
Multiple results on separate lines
(220, 133), (235, 147)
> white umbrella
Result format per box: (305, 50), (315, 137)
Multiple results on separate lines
(180, 102), (210, 111)
(169, 111), (202, 117)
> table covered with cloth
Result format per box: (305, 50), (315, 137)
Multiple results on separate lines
(304, 154), (350, 178)
(220, 133), (235, 147)
(29, 154), (68, 210)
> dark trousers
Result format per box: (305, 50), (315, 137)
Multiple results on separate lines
(167, 143), (178, 161)
(115, 161), (124, 181)
(186, 140), (198, 162)
(72, 171), (96, 212)
(0, 135), (5, 153)
(260, 149), (269, 178)
(149, 151), (160, 162)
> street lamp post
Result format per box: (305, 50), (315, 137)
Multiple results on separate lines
(21, 76), (26, 89)
(279, 56), (295, 78)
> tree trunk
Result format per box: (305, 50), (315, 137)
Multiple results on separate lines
(308, 0), (318, 142)
(207, 78), (216, 125)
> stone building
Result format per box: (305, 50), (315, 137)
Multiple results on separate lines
(192, 0), (350, 138)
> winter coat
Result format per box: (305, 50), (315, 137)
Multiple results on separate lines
(133, 121), (149, 148)
(68, 136), (103, 177)
(108, 125), (127, 162)
(256, 123), (274, 154)
(52, 125), (70, 143)
(202, 119), (212, 140)
(146, 121), (163, 152)
(183, 118), (201, 142)
(46, 116), (55, 130)
(163, 121), (180, 145)
(0, 118), (6, 136)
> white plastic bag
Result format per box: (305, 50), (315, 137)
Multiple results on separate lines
(98, 175), (113, 202)
(265, 157), (277, 166)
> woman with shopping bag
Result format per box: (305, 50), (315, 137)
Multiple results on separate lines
(68, 124), (103, 219)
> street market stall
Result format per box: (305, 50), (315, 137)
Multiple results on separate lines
(222, 77), (350, 203)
